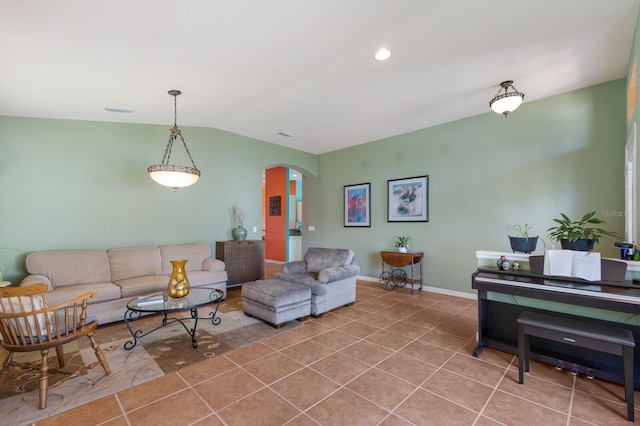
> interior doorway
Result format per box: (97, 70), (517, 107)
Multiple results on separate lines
(263, 166), (303, 262)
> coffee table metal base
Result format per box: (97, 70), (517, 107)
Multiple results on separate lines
(123, 303), (221, 350)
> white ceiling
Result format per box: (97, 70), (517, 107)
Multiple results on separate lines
(2, 0), (639, 155)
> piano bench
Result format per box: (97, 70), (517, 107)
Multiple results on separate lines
(517, 311), (635, 422)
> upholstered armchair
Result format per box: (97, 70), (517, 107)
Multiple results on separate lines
(275, 247), (359, 316)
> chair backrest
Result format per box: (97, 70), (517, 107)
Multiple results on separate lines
(0, 284), (51, 346)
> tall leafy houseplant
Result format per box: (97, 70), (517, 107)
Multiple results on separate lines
(547, 211), (618, 251)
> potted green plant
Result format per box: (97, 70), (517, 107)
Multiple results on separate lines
(394, 235), (412, 253)
(506, 223), (540, 254)
(547, 211), (619, 251)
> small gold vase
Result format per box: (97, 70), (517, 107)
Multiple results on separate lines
(167, 259), (190, 298)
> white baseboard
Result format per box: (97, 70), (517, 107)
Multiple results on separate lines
(357, 275), (476, 300)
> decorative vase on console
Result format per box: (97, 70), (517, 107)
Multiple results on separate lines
(167, 259), (190, 298)
(232, 227), (247, 241)
(232, 205), (248, 241)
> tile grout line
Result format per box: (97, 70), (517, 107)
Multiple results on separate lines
(472, 353), (515, 425)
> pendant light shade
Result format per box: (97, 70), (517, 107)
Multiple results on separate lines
(489, 80), (524, 117)
(148, 90), (200, 191)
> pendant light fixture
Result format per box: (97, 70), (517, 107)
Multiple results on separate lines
(489, 80), (525, 117)
(148, 90), (201, 191)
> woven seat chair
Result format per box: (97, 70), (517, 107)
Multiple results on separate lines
(0, 283), (111, 409)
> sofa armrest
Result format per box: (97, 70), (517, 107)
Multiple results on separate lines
(281, 260), (307, 274)
(203, 258), (225, 272)
(20, 274), (54, 292)
(317, 264), (360, 284)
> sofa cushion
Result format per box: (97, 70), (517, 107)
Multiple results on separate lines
(304, 248), (354, 273)
(44, 283), (121, 306)
(242, 279), (311, 307)
(1, 295), (49, 337)
(160, 243), (211, 275)
(114, 275), (169, 298)
(26, 250), (111, 288)
(274, 273), (327, 296)
(187, 270), (228, 286)
(108, 246), (162, 282)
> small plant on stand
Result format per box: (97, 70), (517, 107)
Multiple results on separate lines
(394, 236), (412, 253)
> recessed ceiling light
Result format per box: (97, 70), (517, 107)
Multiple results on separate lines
(374, 48), (391, 61)
(104, 106), (137, 113)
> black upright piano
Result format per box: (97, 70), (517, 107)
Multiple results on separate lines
(472, 267), (640, 388)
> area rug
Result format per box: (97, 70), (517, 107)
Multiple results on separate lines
(0, 305), (300, 426)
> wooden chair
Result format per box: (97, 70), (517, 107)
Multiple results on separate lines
(0, 283), (111, 409)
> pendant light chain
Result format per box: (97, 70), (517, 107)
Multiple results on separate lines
(179, 133), (198, 170)
(159, 92), (198, 169)
(147, 89), (201, 191)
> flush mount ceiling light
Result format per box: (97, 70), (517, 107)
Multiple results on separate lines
(489, 80), (525, 117)
(147, 90), (200, 191)
(374, 48), (391, 61)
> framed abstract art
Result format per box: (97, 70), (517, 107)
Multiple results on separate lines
(387, 175), (429, 222)
(344, 183), (371, 227)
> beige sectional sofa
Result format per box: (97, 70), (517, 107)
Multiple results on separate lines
(19, 243), (227, 324)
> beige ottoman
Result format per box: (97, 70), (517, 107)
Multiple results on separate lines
(242, 279), (311, 328)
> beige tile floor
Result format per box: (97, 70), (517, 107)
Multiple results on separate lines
(33, 264), (637, 425)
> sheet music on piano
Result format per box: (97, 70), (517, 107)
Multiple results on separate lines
(543, 249), (601, 281)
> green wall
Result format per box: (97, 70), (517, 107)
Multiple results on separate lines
(303, 80), (626, 294)
(0, 117), (317, 282)
(0, 80), (627, 294)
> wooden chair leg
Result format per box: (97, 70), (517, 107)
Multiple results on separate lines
(87, 334), (111, 375)
(1, 352), (13, 374)
(55, 346), (65, 368)
(39, 349), (49, 409)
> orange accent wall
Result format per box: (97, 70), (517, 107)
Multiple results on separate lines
(265, 167), (288, 261)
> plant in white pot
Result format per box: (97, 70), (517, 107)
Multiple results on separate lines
(394, 235), (412, 253)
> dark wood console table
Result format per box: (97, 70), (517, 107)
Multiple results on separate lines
(472, 268), (640, 388)
(215, 240), (264, 287)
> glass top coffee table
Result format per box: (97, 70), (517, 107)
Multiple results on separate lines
(123, 287), (224, 350)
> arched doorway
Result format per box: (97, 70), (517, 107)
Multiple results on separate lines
(263, 166), (304, 262)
